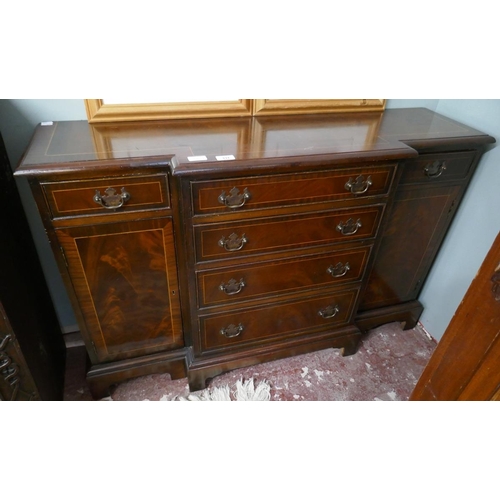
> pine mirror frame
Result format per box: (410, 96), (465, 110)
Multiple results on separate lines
(85, 99), (386, 123)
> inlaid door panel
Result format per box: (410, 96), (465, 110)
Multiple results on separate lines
(56, 218), (183, 362)
(360, 184), (462, 310)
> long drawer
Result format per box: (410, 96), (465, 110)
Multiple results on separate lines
(191, 164), (396, 215)
(194, 205), (384, 263)
(199, 287), (360, 352)
(197, 245), (373, 308)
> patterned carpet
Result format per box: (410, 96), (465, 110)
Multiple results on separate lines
(64, 322), (437, 401)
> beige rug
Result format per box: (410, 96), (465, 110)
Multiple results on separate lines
(173, 378), (271, 401)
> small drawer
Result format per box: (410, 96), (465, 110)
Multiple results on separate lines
(399, 151), (476, 185)
(200, 287), (360, 352)
(191, 164), (396, 215)
(197, 245), (373, 308)
(42, 175), (170, 218)
(194, 205), (384, 263)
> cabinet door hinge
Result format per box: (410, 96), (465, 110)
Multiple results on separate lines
(90, 340), (97, 355)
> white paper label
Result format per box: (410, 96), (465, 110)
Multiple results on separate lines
(187, 155), (208, 162)
(41, 121), (53, 126)
(216, 155), (235, 161)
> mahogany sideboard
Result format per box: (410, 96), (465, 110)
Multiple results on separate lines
(15, 108), (495, 398)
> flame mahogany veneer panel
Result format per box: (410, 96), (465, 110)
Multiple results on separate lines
(360, 185), (462, 310)
(56, 218), (183, 363)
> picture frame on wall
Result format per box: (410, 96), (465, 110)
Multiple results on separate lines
(85, 99), (386, 123)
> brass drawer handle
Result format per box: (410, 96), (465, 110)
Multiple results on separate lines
(336, 218), (362, 236)
(424, 161), (447, 178)
(345, 175), (373, 194)
(218, 232), (248, 252)
(318, 304), (340, 319)
(219, 278), (246, 295)
(93, 187), (131, 209)
(218, 187), (251, 208)
(327, 262), (351, 278)
(220, 323), (244, 338)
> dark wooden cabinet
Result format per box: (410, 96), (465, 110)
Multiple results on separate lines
(1, 132), (65, 400)
(15, 109), (495, 398)
(0, 301), (40, 400)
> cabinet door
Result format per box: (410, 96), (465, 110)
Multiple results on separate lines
(56, 218), (183, 363)
(360, 184), (462, 311)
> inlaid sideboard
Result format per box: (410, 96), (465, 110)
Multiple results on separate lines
(15, 108), (495, 398)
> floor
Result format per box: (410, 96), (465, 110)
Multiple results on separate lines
(63, 321), (437, 401)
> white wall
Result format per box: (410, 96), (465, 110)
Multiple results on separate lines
(0, 99), (498, 339)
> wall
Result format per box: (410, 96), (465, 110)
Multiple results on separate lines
(0, 99), (498, 340)
(0, 100), (87, 330)
(385, 100), (439, 112)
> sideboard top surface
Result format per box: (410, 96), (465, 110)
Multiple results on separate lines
(16, 108), (495, 176)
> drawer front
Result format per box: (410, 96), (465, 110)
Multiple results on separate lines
(192, 164), (396, 215)
(197, 245), (372, 308)
(195, 205), (384, 263)
(399, 151), (476, 185)
(42, 175), (170, 218)
(200, 288), (360, 352)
